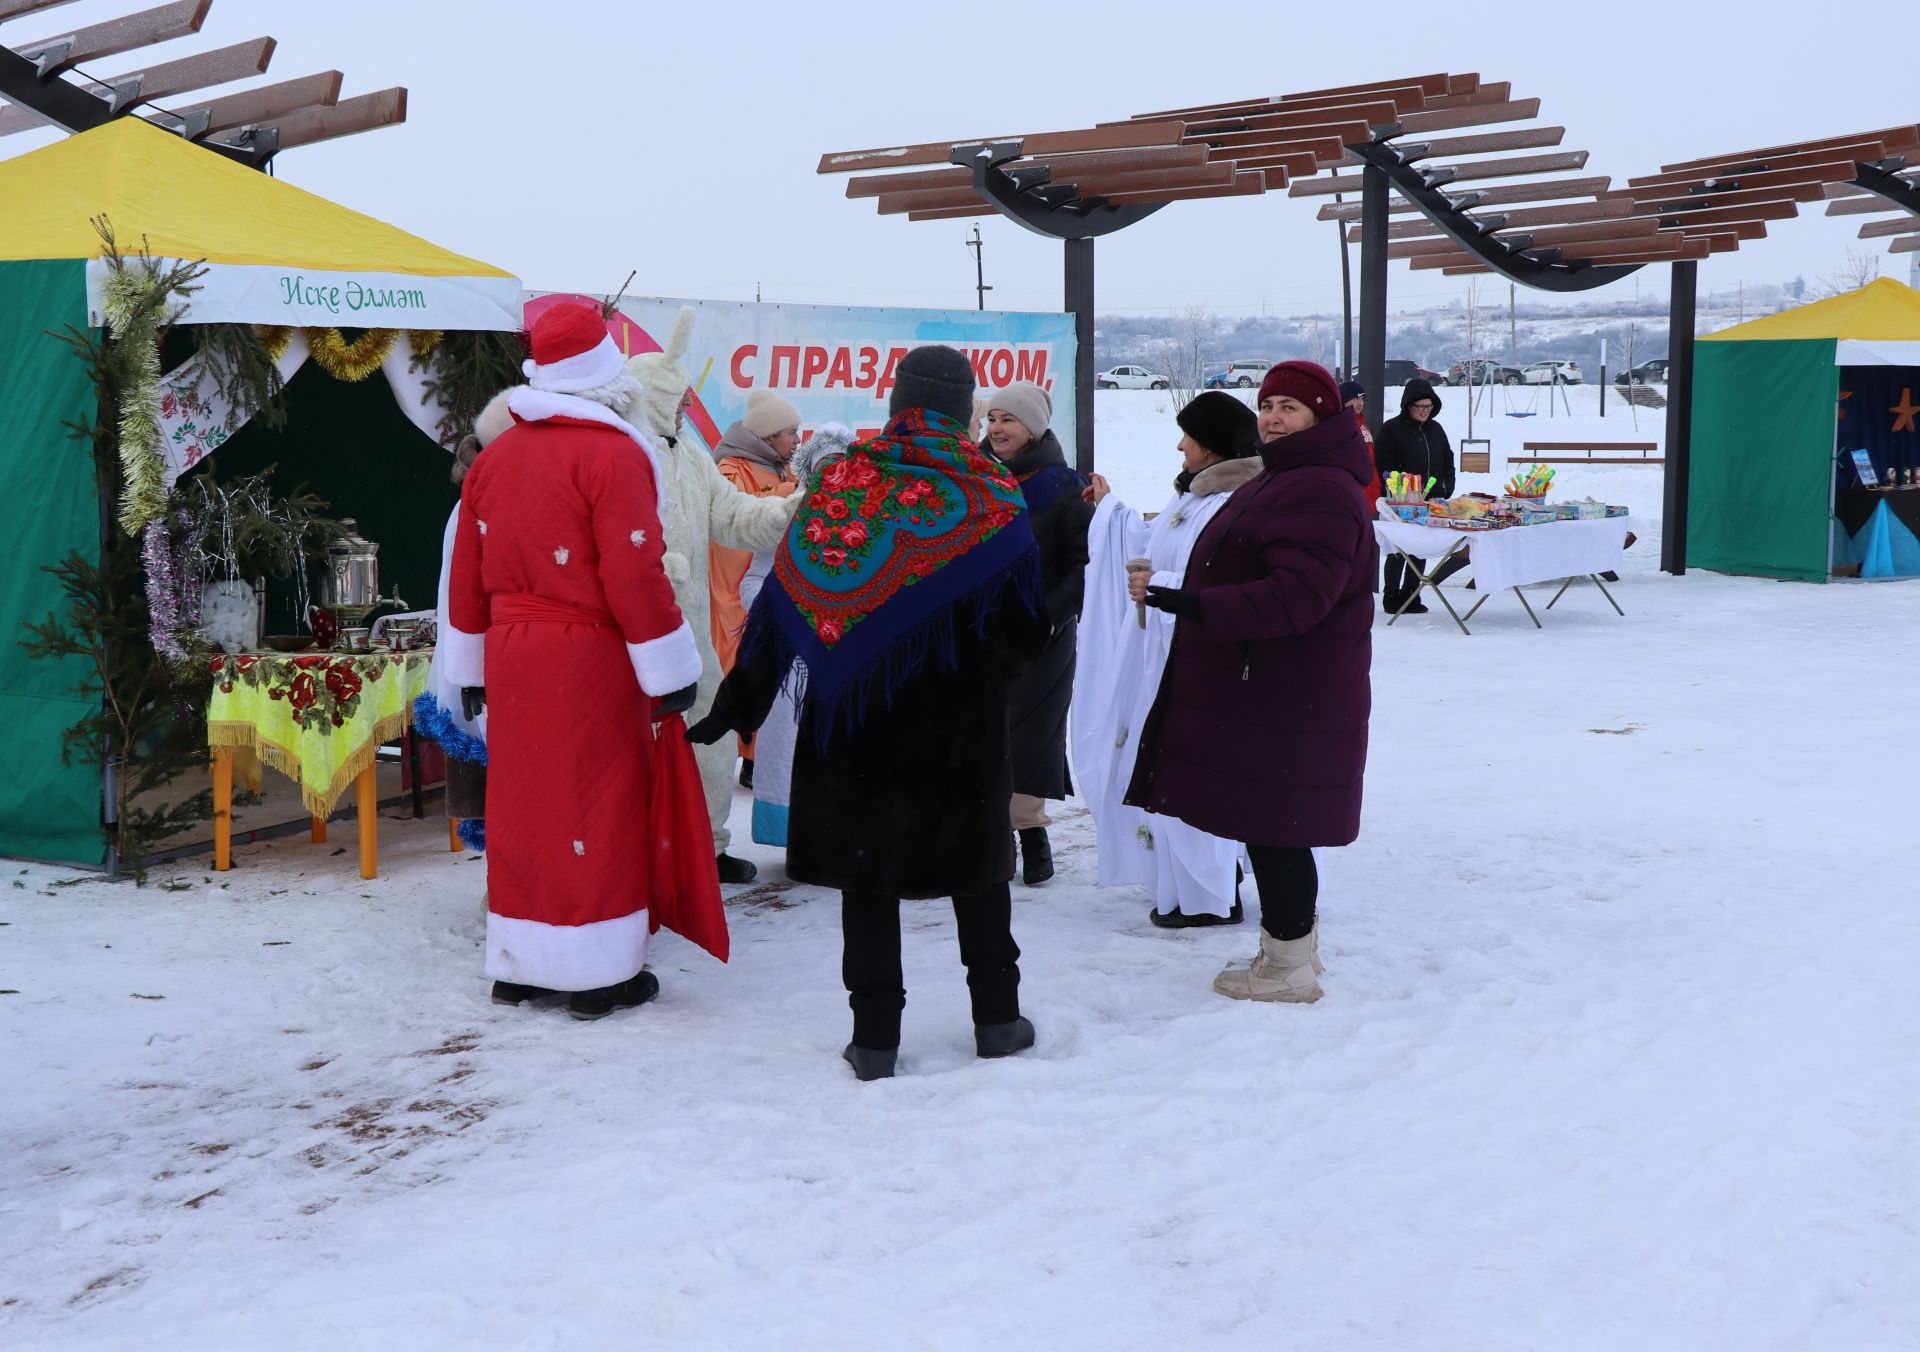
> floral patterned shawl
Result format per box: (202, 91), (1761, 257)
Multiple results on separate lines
(744, 408), (1040, 741)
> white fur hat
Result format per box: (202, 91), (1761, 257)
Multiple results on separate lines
(474, 389), (515, 448)
(625, 306), (696, 440)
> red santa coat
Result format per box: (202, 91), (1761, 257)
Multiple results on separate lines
(445, 389), (704, 991)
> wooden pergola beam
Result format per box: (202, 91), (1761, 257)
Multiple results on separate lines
(207, 85), (404, 154)
(1177, 101), (1398, 138)
(1657, 125), (1920, 175)
(1630, 142), (1897, 189)
(1105, 169), (1267, 206)
(1290, 149), (1589, 197)
(0, 34), (274, 135)
(819, 120), (1187, 175)
(155, 69), (340, 137)
(1399, 126), (1566, 160)
(0, 0), (80, 19)
(14, 0), (209, 73)
(875, 160), (1239, 215)
(845, 143), (1209, 198)
(1859, 216), (1920, 239)
(1394, 98), (1543, 136)
(1629, 161), (1857, 205)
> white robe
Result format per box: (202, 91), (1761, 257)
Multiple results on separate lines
(1071, 459), (1261, 918)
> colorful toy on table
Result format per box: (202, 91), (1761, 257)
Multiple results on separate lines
(1503, 464), (1555, 499)
(1381, 470), (1437, 523)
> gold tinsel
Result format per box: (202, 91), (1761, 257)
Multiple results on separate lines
(257, 324), (294, 363)
(306, 327), (400, 382)
(408, 329), (444, 360)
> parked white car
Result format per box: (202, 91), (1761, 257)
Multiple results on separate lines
(1096, 365), (1170, 390)
(1522, 360), (1583, 385)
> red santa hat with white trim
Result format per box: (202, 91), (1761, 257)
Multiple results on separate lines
(522, 301), (625, 394)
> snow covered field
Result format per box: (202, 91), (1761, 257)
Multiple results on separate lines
(5, 391), (1918, 1351)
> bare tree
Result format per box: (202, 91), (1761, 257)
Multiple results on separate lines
(1154, 303), (1213, 409)
(1823, 247), (1880, 297)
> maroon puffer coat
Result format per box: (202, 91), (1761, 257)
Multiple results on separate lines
(1124, 407), (1376, 847)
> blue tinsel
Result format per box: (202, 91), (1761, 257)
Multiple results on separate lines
(413, 691), (487, 765)
(456, 817), (486, 852)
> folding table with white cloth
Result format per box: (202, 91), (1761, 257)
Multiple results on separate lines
(1371, 516), (1635, 634)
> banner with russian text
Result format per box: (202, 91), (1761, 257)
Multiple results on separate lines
(528, 294), (1077, 462)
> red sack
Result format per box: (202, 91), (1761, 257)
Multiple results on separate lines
(645, 713), (729, 962)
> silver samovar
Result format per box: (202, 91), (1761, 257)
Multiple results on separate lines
(318, 519), (406, 629)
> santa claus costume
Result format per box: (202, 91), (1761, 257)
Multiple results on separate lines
(445, 302), (712, 1018)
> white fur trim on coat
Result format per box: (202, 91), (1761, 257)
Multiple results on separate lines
(443, 622), (485, 688)
(523, 333), (625, 395)
(629, 621), (702, 696)
(506, 386), (670, 522)
(485, 907), (650, 991)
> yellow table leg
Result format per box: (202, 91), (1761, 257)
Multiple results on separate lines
(449, 818), (462, 852)
(212, 747), (233, 871)
(312, 815), (327, 844)
(356, 763), (378, 880)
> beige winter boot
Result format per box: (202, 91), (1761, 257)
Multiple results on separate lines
(1212, 925), (1325, 1003)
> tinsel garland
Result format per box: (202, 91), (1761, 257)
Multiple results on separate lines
(100, 268), (170, 535)
(307, 327), (399, 382)
(408, 329), (444, 359)
(258, 324), (294, 362)
(141, 515), (196, 664)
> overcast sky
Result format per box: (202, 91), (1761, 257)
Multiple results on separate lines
(7, 0), (1916, 317)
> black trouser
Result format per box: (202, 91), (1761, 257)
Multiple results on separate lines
(841, 883), (1021, 1049)
(1246, 845), (1317, 941)
(1383, 552), (1424, 605)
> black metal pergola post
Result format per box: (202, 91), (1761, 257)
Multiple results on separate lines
(1660, 260), (1698, 575)
(1357, 164), (1390, 436)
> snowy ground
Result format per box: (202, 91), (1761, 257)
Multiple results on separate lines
(6, 392), (1919, 1350)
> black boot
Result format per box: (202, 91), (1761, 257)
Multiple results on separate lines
(1149, 898), (1244, 929)
(739, 758), (754, 790)
(491, 980), (554, 1006)
(716, 853), (757, 884)
(975, 1016), (1036, 1058)
(843, 1043), (897, 1081)
(1018, 827), (1053, 885)
(567, 970), (660, 1021)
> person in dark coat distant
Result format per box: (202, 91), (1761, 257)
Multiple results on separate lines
(690, 345), (1050, 1082)
(1371, 378), (1454, 613)
(1127, 360), (1375, 1004)
(983, 381), (1093, 886)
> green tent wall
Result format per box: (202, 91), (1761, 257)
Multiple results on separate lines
(0, 259), (107, 864)
(1686, 338), (1838, 583)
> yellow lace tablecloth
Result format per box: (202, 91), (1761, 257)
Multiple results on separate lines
(208, 649), (433, 817)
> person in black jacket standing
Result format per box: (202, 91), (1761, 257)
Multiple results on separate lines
(983, 382), (1093, 885)
(1372, 379), (1455, 614)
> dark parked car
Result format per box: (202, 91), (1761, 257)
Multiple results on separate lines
(1614, 360), (1671, 385)
(1447, 359), (1523, 386)
(1381, 359), (1444, 386)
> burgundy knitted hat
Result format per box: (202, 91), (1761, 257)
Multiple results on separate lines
(1257, 360), (1342, 419)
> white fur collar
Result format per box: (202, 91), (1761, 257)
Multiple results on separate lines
(506, 386), (671, 521)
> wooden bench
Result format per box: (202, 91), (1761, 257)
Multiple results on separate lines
(1512, 441), (1663, 465)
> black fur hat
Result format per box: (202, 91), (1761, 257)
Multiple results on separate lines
(887, 344), (977, 425)
(1175, 391), (1259, 460)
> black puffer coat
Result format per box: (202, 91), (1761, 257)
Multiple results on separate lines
(1001, 431), (1093, 799)
(1373, 379), (1455, 500)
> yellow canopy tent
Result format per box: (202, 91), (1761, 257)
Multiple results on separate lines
(1689, 278), (1920, 581)
(0, 116), (521, 329)
(0, 118), (522, 865)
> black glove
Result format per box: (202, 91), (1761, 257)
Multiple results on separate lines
(683, 711), (731, 744)
(1142, 585), (1202, 623)
(460, 686), (486, 720)
(651, 682), (698, 721)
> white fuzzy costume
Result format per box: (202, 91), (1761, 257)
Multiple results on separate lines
(626, 307), (796, 853)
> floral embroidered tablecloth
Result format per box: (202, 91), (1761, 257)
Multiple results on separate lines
(208, 649), (433, 816)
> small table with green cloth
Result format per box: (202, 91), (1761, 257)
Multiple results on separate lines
(207, 648), (433, 878)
